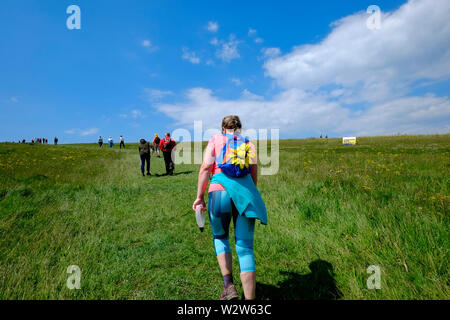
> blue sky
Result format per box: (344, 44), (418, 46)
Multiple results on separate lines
(0, 0), (449, 143)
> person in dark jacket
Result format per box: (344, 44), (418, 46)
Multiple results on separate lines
(159, 133), (176, 175)
(138, 138), (152, 176)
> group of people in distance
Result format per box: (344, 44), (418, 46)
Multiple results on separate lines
(98, 136), (126, 149)
(139, 133), (176, 176)
(32, 138), (49, 144)
(19, 137), (58, 145)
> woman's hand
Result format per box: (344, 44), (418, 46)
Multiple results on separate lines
(192, 197), (206, 212)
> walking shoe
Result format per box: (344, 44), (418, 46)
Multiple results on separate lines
(146, 172), (151, 176)
(220, 284), (239, 300)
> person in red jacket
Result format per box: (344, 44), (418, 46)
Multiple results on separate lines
(159, 132), (177, 175)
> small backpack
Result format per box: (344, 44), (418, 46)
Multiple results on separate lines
(163, 137), (172, 149)
(216, 134), (255, 177)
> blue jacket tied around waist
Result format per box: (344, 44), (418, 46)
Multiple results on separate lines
(210, 172), (268, 225)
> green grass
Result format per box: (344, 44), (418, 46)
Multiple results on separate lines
(0, 135), (449, 300)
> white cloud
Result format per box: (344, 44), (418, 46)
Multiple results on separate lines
(338, 95), (450, 136)
(248, 28), (263, 44)
(155, 87), (348, 133)
(216, 35), (240, 62)
(241, 89), (264, 101)
(144, 89), (174, 102)
(264, 0), (450, 104)
(230, 78), (243, 86)
(120, 109), (146, 120)
(248, 28), (257, 37)
(3, 97), (19, 103)
(141, 39), (158, 52)
(155, 88), (450, 137)
(130, 109), (142, 118)
(154, 0), (450, 137)
(210, 37), (219, 46)
(261, 47), (281, 59)
(141, 40), (151, 47)
(66, 128), (99, 136)
(206, 21), (219, 33)
(182, 47), (201, 64)
(80, 128), (99, 137)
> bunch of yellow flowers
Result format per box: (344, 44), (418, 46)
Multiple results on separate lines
(226, 143), (256, 169)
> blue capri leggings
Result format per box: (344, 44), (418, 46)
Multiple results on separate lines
(208, 190), (256, 273)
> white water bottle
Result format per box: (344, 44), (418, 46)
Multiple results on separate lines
(195, 205), (205, 232)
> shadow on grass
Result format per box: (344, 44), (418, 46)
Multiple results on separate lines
(152, 171), (194, 177)
(256, 260), (342, 300)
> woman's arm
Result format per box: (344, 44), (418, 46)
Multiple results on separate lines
(193, 162), (212, 208)
(251, 164), (258, 186)
(192, 143), (214, 211)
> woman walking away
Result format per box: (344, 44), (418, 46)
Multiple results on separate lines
(119, 135), (125, 149)
(98, 136), (103, 148)
(159, 133), (176, 175)
(108, 136), (114, 148)
(138, 138), (151, 176)
(192, 115), (267, 300)
(153, 134), (161, 157)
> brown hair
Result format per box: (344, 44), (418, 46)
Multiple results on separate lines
(221, 115), (242, 132)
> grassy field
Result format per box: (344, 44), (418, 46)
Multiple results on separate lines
(0, 135), (448, 300)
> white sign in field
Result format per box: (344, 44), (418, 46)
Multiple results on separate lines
(343, 137), (357, 145)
